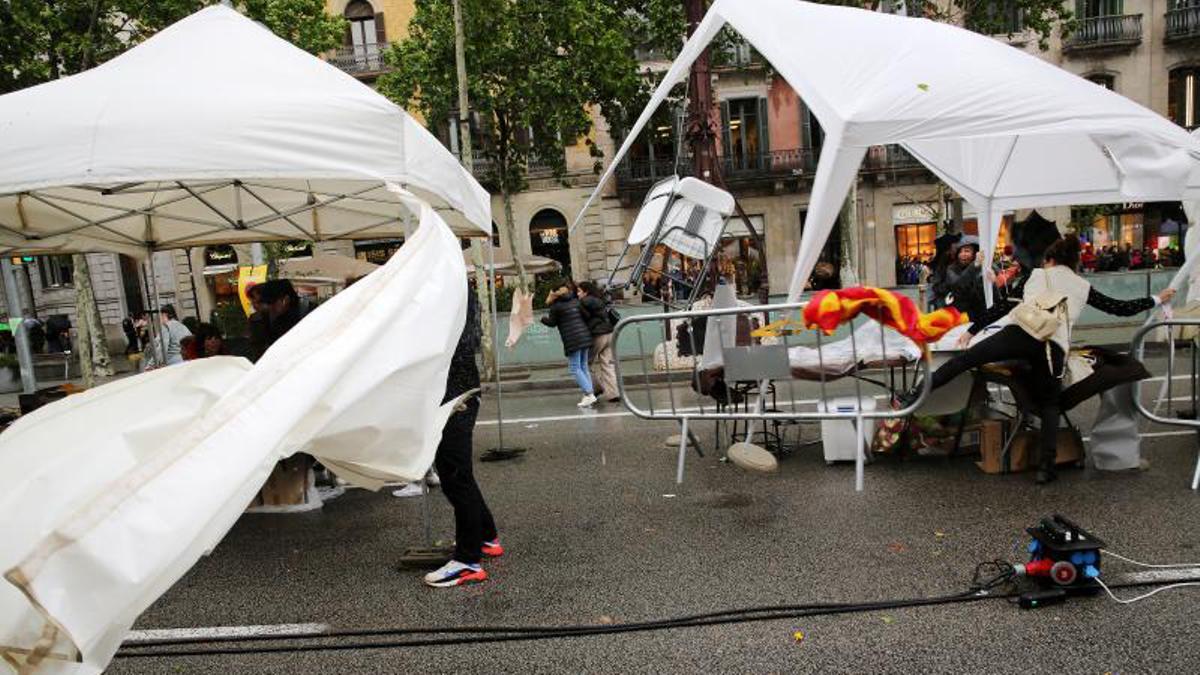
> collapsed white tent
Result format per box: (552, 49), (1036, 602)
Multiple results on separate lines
(0, 203), (469, 675)
(0, 4), (491, 257)
(574, 0), (1200, 305)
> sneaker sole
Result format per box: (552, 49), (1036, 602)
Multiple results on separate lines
(482, 547), (504, 558)
(424, 569), (488, 588)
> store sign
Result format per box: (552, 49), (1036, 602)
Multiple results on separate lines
(204, 245), (237, 266)
(892, 203), (938, 225)
(283, 241), (313, 257)
(539, 229), (561, 245)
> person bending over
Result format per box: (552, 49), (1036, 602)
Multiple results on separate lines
(578, 281), (619, 403)
(541, 279), (597, 408)
(907, 235), (1172, 485)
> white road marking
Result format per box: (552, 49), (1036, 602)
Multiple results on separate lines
(124, 623), (328, 645)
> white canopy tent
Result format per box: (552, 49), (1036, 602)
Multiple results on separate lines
(0, 4), (492, 258)
(573, 0), (1200, 305)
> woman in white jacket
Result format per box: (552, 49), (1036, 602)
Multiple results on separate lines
(913, 236), (1174, 484)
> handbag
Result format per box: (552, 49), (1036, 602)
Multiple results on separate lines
(1011, 291), (1069, 378)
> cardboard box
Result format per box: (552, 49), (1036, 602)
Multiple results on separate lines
(977, 426), (1083, 475)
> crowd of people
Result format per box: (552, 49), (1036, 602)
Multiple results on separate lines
(902, 240), (1183, 295)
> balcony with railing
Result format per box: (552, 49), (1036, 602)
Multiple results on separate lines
(1166, 6), (1200, 43)
(1064, 15), (1143, 53)
(614, 145), (929, 198)
(327, 43), (391, 76)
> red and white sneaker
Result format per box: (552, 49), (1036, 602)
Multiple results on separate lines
(482, 538), (505, 558)
(423, 560), (487, 588)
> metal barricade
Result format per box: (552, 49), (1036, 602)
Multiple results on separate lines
(1130, 319), (1200, 490)
(612, 301), (933, 491)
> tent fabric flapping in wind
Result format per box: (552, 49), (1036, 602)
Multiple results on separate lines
(0, 4), (492, 259)
(573, 0), (1200, 305)
(0, 203), (470, 675)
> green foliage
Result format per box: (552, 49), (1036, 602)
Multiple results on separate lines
(378, 0), (645, 196)
(0, 0), (344, 95)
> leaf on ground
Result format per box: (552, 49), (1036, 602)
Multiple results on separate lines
(887, 542), (907, 554)
(882, 616), (896, 625)
(792, 630), (805, 643)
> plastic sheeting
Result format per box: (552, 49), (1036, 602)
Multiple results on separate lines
(0, 202), (468, 674)
(0, 5), (492, 257)
(573, 0), (1200, 306)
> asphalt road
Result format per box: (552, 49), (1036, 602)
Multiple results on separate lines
(105, 366), (1200, 675)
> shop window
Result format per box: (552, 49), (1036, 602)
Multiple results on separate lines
(38, 255), (73, 288)
(530, 209), (571, 276)
(717, 215), (765, 296)
(1169, 67), (1200, 129)
(894, 223), (936, 285)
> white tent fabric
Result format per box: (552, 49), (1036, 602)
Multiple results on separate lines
(572, 0), (1200, 305)
(627, 177), (735, 260)
(0, 203), (468, 674)
(0, 4), (491, 257)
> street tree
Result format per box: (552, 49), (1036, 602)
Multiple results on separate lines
(378, 0), (645, 292)
(0, 0), (343, 383)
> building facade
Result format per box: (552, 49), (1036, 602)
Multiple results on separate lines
(10, 0), (1200, 344)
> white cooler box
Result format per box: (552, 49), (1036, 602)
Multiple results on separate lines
(819, 396), (877, 464)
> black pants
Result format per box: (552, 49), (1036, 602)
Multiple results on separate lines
(434, 398), (497, 565)
(930, 325), (1064, 466)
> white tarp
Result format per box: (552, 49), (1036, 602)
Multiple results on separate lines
(628, 177), (736, 260)
(573, 0), (1200, 305)
(0, 202), (468, 674)
(0, 4), (491, 257)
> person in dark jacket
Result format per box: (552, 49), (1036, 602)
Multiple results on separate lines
(578, 281), (618, 403)
(423, 286), (502, 588)
(256, 279), (308, 353)
(541, 280), (596, 408)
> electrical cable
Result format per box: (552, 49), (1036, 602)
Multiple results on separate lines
(1094, 576), (1200, 605)
(116, 588), (998, 659)
(113, 557), (1200, 660)
(1100, 549), (1200, 570)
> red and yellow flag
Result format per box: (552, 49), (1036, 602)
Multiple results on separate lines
(801, 287), (966, 345)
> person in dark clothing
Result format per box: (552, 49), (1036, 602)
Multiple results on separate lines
(541, 280), (597, 408)
(423, 286), (502, 588)
(931, 236), (986, 320)
(905, 235), (1173, 484)
(578, 281), (618, 403)
(245, 283), (269, 363)
(45, 314), (70, 353)
(256, 279), (307, 352)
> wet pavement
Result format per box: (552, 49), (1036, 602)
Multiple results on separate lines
(105, 365), (1200, 675)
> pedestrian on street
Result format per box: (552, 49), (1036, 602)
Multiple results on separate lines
(144, 304), (192, 368)
(541, 279), (596, 408)
(578, 281), (619, 404)
(424, 285), (503, 588)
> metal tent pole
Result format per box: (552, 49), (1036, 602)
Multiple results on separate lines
(481, 242), (526, 461)
(2, 258), (36, 393)
(142, 252), (167, 365)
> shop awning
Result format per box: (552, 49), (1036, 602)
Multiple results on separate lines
(277, 254), (381, 284)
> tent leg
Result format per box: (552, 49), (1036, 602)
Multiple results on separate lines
(2, 259), (36, 394)
(480, 243), (526, 462)
(141, 255), (167, 365)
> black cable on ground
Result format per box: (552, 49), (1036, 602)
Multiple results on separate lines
(116, 585), (1007, 659)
